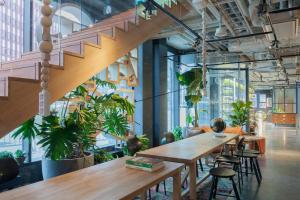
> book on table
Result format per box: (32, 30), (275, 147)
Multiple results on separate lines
(125, 157), (165, 172)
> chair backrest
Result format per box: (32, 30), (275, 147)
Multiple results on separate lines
(161, 132), (175, 144)
(237, 137), (245, 151)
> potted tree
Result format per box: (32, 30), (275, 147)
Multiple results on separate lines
(229, 100), (252, 131)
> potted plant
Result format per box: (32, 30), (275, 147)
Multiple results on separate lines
(12, 77), (135, 179)
(176, 68), (204, 127)
(14, 150), (26, 165)
(0, 151), (19, 184)
(229, 100), (252, 130)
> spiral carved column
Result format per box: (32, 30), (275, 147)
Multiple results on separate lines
(39, 0), (53, 116)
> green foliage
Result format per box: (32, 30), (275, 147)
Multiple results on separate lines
(14, 150), (25, 158)
(0, 151), (14, 159)
(176, 68), (203, 127)
(93, 147), (115, 164)
(186, 115), (193, 126)
(173, 126), (183, 141)
(103, 109), (129, 138)
(122, 134), (150, 155)
(138, 134), (150, 151)
(38, 115), (78, 160)
(229, 100), (252, 127)
(12, 118), (39, 142)
(13, 76), (134, 161)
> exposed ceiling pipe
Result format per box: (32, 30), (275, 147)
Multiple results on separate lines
(215, 16), (227, 37)
(235, 0), (250, 17)
(234, 0), (253, 33)
(248, 0), (265, 27)
(207, 0), (236, 36)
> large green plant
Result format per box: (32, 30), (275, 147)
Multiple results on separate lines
(229, 100), (252, 127)
(176, 68), (203, 127)
(14, 77), (135, 161)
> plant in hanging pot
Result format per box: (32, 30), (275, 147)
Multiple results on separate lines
(176, 68), (204, 127)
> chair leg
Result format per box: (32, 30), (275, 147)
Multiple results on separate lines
(255, 158), (262, 179)
(236, 164), (241, 192)
(245, 158), (249, 176)
(230, 177), (241, 200)
(239, 160), (244, 185)
(155, 184), (159, 192)
(209, 177), (216, 200)
(148, 189), (151, 199)
(196, 162), (199, 178)
(163, 180), (167, 195)
(251, 158), (261, 184)
(250, 158), (253, 172)
(213, 177), (219, 198)
(199, 158), (204, 171)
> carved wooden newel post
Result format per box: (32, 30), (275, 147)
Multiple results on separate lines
(39, 0), (53, 116)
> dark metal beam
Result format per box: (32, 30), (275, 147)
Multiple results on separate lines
(206, 31), (273, 43)
(269, 5), (300, 14)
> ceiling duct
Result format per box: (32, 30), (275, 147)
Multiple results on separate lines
(215, 16), (227, 37)
(248, 0), (265, 27)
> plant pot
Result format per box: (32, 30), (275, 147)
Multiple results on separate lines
(42, 153), (94, 180)
(15, 156), (26, 166)
(0, 158), (19, 184)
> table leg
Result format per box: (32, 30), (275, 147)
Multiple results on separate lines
(188, 162), (197, 200)
(173, 170), (182, 200)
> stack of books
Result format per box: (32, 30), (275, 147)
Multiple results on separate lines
(125, 157), (165, 172)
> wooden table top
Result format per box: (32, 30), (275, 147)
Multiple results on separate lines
(137, 133), (239, 164)
(0, 157), (184, 200)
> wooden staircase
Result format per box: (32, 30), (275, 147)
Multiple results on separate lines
(0, 1), (188, 138)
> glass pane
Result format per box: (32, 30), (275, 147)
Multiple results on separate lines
(273, 103), (285, 113)
(285, 88), (295, 104)
(285, 104), (295, 113)
(274, 88), (284, 104)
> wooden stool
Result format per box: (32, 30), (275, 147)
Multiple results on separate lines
(209, 167), (240, 200)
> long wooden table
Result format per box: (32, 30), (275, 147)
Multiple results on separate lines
(0, 156), (184, 200)
(137, 133), (239, 200)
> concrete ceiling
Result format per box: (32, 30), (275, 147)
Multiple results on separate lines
(154, 0), (300, 89)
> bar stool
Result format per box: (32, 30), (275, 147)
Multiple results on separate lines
(209, 167), (240, 200)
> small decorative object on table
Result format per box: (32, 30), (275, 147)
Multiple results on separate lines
(125, 157), (165, 172)
(210, 118), (227, 138)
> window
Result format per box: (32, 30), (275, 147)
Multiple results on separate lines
(273, 87), (296, 113)
(167, 52), (174, 131)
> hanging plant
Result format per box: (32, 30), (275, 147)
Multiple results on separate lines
(176, 68), (203, 127)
